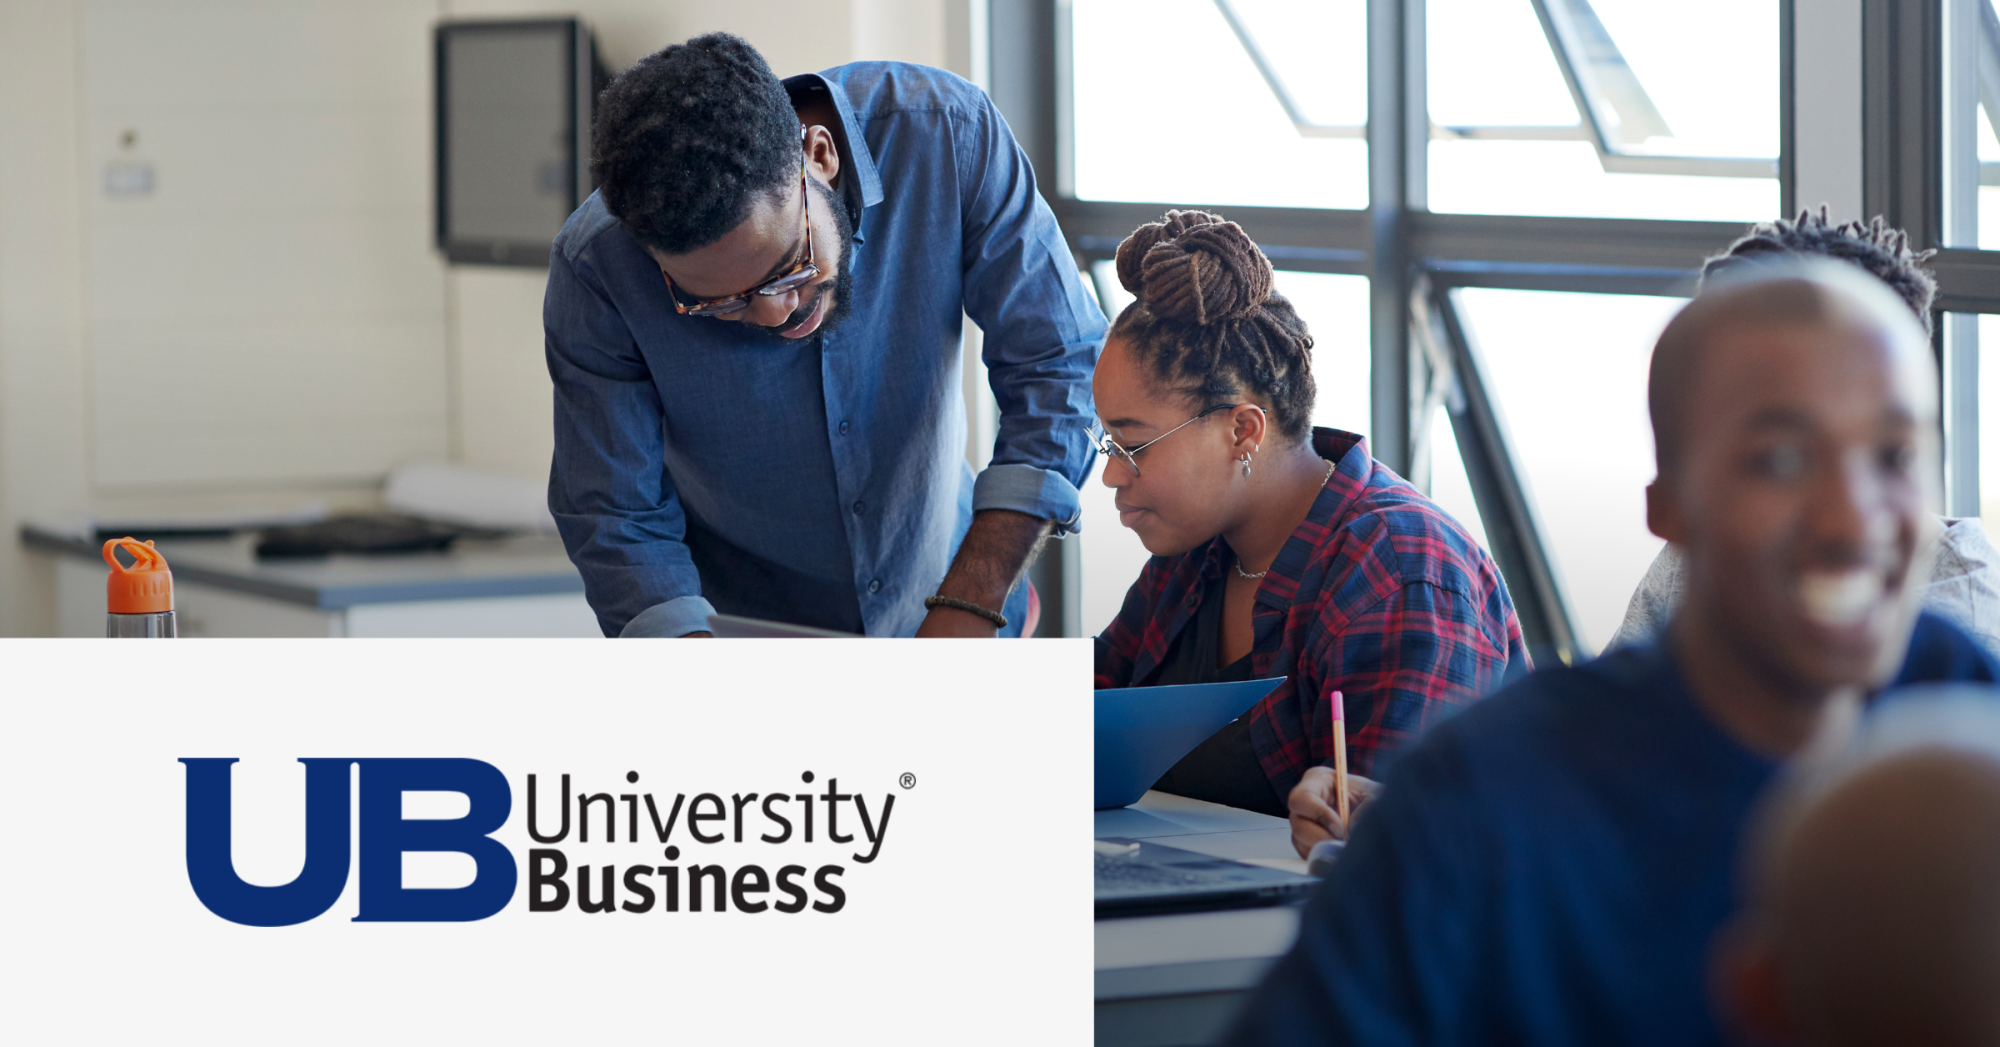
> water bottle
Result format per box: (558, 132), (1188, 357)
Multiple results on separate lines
(105, 536), (176, 638)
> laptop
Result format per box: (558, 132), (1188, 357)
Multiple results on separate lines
(1095, 677), (1288, 809)
(706, 613), (860, 639)
(1094, 838), (1319, 917)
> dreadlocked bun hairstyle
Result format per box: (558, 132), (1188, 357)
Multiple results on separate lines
(1701, 206), (1938, 335)
(1112, 210), (1316, 440)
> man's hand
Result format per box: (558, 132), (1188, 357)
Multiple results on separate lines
(1288, 766), (1382, 858)
(915, 509), (1050, 638)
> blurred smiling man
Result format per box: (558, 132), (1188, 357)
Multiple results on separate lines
(544, 34), (1103, 637)
(1226, 260), (2000, 1047)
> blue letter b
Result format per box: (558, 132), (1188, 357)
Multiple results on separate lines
(355, 758), (517, 922)
(181, 758), (354, 928)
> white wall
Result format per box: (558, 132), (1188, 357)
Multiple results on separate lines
(82, 0), (450, 490)
(0, 0), (973, 635)
(0, 1), (94, 639)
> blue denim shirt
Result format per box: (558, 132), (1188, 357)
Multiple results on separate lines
(544, 62), (1105, 637)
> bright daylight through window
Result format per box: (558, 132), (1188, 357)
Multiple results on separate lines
(1069, 0), (1367, 209)
(1428, 0), (1779, 220)
(1452, 289), (1680, 654)
(1057, 0), (1795, 656)
(1944, 0), (2000, 247)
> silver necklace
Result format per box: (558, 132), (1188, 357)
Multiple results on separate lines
(1234, 458), (1336, 580)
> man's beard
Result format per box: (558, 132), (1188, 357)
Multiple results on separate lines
(753, 177), (855, 341)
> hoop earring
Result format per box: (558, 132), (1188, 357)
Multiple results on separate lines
(1240, 453), (1253, 478)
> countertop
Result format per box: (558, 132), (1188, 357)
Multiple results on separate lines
(22, 524), (585, 609)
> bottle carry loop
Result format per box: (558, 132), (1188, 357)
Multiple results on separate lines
(104, 536), (176, 625)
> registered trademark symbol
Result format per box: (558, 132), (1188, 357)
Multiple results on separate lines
(899, 772), (916, 790)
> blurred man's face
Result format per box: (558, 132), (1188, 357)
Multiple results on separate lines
(1655, 318), (1937, 698)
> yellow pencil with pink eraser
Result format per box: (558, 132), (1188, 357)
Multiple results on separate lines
(1331, 689), (1349, 831)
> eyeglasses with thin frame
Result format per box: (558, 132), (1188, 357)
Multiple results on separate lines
(1090, 403), (1247, 478)
(663, 144), (819, 317)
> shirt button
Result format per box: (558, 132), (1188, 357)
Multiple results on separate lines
(868, 578), (882, 594)
(838, 420), (850, 435)
(852, 500), (866, 516)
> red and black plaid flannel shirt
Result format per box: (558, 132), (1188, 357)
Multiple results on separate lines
(1093, 428), (1529, 798)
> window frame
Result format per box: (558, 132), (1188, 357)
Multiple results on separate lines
(1002, 0), (1985, 663)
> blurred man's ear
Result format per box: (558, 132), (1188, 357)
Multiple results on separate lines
(1713, 921), (1796, 1047)
(1646, 477), (1684, 544)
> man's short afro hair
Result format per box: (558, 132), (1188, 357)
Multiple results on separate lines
(592, 32), (800, 255)
(1700, 207), (1938, 335)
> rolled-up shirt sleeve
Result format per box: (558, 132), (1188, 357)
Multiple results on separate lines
(954, 87), (1105, 534)
(545, 245), (706, 637)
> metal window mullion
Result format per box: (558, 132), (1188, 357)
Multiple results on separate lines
(987, 0), (1059, 193)
(1781, 0), (1797, 215)
(1945, 313), (1982, 518)
(1424, 284), (1583, 666)
(1933, 247), (2000, 310)
(1946, 0), (1982, 245)
(1942, 0), (1984, 519)
(1529, 0), (1649, 151)
(1055, 204), (1751, 282)
(1367, 0), (1424, 477)
(1413, 212), (1746, 272)
(1862, 0), (1942, 248)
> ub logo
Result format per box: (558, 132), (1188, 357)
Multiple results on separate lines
(180, 758), (518, 927)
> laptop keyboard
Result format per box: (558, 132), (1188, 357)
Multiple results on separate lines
(1095, 852), (1241, 888)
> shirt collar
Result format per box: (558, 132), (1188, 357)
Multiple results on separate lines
(1241, 427), (1372, 608)
(782, 73), (884, 244)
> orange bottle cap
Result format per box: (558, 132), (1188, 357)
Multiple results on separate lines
(104, 537), (173, 614)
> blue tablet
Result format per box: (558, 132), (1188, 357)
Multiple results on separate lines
(1094, 677), (1288, 809)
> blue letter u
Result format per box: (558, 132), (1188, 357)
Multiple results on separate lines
(181, 758), (353, 927)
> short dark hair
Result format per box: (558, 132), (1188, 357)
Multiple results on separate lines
(1650, 260), (1930, 476)
(1111, 210), (1316, 441)
(591, 33), (799, 255)
(1700, 207), (1937, 335)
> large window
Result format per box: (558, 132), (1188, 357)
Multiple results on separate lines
(1943, 0), (2000, 248)
(1069, 0), (1368, 209)
(1024, 0), (1990, 660)
(1938, 1), (2000, 531)
(1978, 314), (2000, 523)
(1427, 0), (1780, 221)
(1451, 289), (1679, 651)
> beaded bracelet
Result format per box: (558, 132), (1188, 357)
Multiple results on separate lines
(922, 595), (1008, 630)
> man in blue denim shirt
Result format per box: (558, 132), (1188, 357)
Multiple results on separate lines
(543, 34), (1102, 638)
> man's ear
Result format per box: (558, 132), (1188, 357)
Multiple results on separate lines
(1230, 404), (1269, 458)
(1646, 475), (1684, 544)
(805, 125), (841, 187)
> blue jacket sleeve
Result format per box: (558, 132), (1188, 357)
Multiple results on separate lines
(952, 87), (1105, 534)
(544, 244), (713, 637)
(1224, 725), (1487, 1047)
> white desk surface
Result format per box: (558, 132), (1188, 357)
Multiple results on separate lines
(1094, 791), (1308, 1001)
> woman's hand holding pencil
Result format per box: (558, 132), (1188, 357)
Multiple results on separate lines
(1287, 766), (1382, 858)
(1286, 690), (1382, 858)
